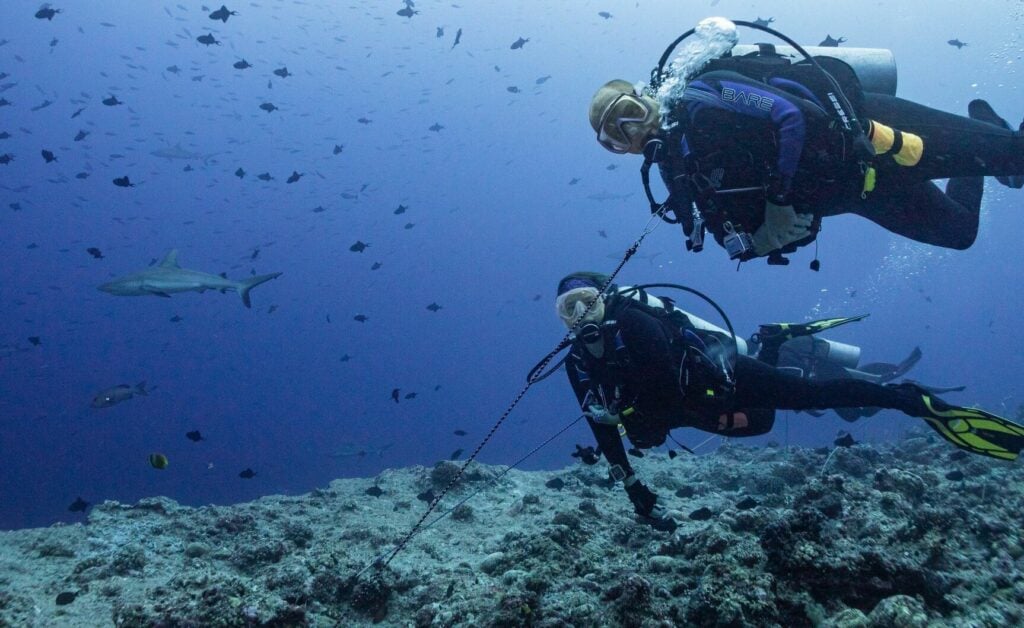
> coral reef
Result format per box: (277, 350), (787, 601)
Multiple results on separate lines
(2, 434), (1024, 626)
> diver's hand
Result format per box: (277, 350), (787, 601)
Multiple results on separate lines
(751, 202), (813, 256)
(585, 404), (621, 425)
(638, 503), (680, 532)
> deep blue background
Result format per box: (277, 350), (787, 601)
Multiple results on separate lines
(1, 0), (1022, 529)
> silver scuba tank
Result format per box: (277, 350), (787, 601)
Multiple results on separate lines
(731, 44), (897, 96)
(778, 335), (862, 370)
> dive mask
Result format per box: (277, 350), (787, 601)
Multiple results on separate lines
(556, 287), (605, 329)
(596, 92), (654, 153)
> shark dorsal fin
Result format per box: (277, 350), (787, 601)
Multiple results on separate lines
(159, 249), (180, 268)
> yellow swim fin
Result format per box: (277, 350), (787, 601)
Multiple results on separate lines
(917, 396), (1024, 461)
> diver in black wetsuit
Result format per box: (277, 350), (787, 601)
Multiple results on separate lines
(555, 273), (1024, 529)
(589, 24), (1024, 265)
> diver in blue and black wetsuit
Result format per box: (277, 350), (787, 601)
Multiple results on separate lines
(588, 30), (1024, 266)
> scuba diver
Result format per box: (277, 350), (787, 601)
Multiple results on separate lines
(589, 17), (1024, 267)
(555, 272), (1024, 530)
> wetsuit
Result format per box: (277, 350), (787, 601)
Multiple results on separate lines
(662, 68), (1024, 254)
(565, 305), (923, 480)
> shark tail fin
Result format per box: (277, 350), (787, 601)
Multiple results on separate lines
(238, 272), (282, 308)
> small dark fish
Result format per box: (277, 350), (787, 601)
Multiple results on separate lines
(353, 314), (368, 322)
(0, 131), (10, 139)
(75, 172), (89, 179)
(689, 506), (714, 521)
(545, 477), (565, 490)
(28, 336), (41, 346)
(365, 486), (384, 497)
(112, 176), (134, 187)
(506, 86), (520, 94)
(833, 432), (856, 448)
(286, 171), (302, 183)
(404, 222), (415, 230)
(36, 7), (62, 20)
(452, 28), (462, 49)
(70, 107), (85, 118)
(397, 6), (418, 18)
(370, 261), (382, 270)
(197, 33), (220, 46)
(357, 117), (372, 124)
(259, 102), (278, 113)
(67, 497), (89, 512)
(86, 247), (103, 259)
(417, 489), (435, 503)
(736, 496), (759, 510)
(91, 381), (147, 408)
(571, 444), (601, 465)
(31, 99), (53, 112)
(597, 11), (612, 19)
(394, 204), (407, 215)
(186, 430), (203, 442)
(41, 149), (57, 163)
(426, 302), (442, 312)
(239, 467), (256, 479)
(535, 75), (551, 85)
(449, 448), (463, 460)
(598, 230), (607, 238)
(606, 163), (617, 171)
(149, 453), (169, 469)
(209, 5), (237, 22)
(234, 167), (245, 179)
(257, 172), (273, 181)
(627, 447), (645, 458)
(333, 144), (344, 155)
(948, 39), (967, 49)
(667, 449), (678, 459)
(170, 314), (183, 322)
(55, 591), (76, 605)
(0, 99), (11, 108)
(404, 392), (417, 400)
(753, 17), (774, 28)
(945, 470), (965, 481)
(454, 430), (467, 436)
(349, 240), (369, 252)
(74, 130), (89, 142)
(266, 304), (278, 315)
(102, 95), (122, 106)
(0, 154), (13, 165)
(273, 67), (291, 78)
(391, 388), (400, 403)
(819, 34), (846, 47)
(312, 205), (326, 213)
(339, 354), (352, 362)
(166, 65), (181, 74)
(233, 59), (251, 69)
(510, 37), (529, 50)
(436, 26), (444, 38)
(428, 122), (444, 132)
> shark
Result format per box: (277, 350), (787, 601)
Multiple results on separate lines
(98, 249), (282, 308)
(149, 143), (220, 164)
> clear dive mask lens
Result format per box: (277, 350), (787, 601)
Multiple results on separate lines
(596, 93), (651, 153)
(556, 287), (603, 328)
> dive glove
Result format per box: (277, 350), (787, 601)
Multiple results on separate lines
(625, 479), (677, 531)
(751, 202), (814, 256)
(585, 404), (621, 425)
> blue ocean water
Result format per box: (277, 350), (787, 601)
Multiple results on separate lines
(1, 0), (1022, 530)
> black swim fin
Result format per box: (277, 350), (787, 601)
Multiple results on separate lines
(968, 99), (1024, 188)
(892, 383), (1024, 461)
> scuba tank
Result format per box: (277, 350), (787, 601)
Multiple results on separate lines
(730, 45), (896, 96)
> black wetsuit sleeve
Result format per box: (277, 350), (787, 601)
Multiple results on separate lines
(566, 351), (635, 477)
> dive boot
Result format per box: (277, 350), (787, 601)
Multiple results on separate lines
(892, 383), (1024, 461)
(968, 99), (1024, 188)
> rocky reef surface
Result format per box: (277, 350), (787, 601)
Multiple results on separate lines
(2, 431), (1023, 627)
